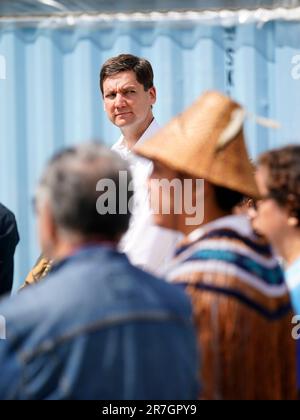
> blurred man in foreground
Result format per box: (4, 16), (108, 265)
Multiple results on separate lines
(0, 143), (198, 400)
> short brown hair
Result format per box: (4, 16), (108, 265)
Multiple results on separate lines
(99, 54), (154, 94)
(258, 145), (300, 222)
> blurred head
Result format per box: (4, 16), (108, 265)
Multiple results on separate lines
(137, 91), (251, 234)
(149, 161), (184, 231)
(35, 143), (133, 258)
(100, 54), (156, 130)
(149, 160), (244, 234)
(136, 91), (258, 200)
(251, 145), (300, 248)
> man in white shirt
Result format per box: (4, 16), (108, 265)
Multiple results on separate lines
(100, 54), (181, 273)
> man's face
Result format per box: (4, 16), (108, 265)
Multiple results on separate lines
(149, 161), (183, 231)
(36, 197), (57, 259)
(102, 70), (156, 129)
(250, 165), (290, 247)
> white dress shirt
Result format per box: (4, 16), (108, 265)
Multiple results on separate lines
(112, 119), (182, 275)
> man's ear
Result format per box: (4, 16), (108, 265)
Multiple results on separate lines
(38, 200), (58, 258)
(46, 203), (57, 242)
(149, 86), (157, 105)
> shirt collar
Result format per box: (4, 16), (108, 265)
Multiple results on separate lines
(112, 118), (159, 157)
(50, 243), (118, 273)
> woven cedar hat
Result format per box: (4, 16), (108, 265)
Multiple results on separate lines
(135, 91), (259, 198)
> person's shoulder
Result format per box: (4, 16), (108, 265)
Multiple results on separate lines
(145, 118), (160, 137)
(0, 203), (16, 222)
(129, 264), (193, 316)
(91, 250), (192, 316)
(111, 135), (124, 151)
(0, 280), (48, 334)
(151, 118), (160, 129)
(0, 203), (19, 243)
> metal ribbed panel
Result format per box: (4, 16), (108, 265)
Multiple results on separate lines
(2, 1), (299, 16)
(0, 19), (299, 288)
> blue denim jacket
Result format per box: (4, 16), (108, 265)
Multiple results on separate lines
(0, 245), (199, 400)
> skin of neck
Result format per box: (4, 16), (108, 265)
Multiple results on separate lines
(176, 181), (230, 236)
(120, 111), (154, 150)
(275, 228), (300, 267)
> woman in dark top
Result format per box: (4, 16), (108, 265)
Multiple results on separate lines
(0, 203), (19, 296)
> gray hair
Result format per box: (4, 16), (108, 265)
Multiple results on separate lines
(36, 143), (133, 240)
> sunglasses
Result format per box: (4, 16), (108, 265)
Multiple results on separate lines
(251, 189), (296, 211)
(251, 194), (275, 211)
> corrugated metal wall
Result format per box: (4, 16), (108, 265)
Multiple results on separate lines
(0, 17), (300, 288)
(2, 1), (299, 15)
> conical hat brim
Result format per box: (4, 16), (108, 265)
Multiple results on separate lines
(135, 91), (259, 199)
